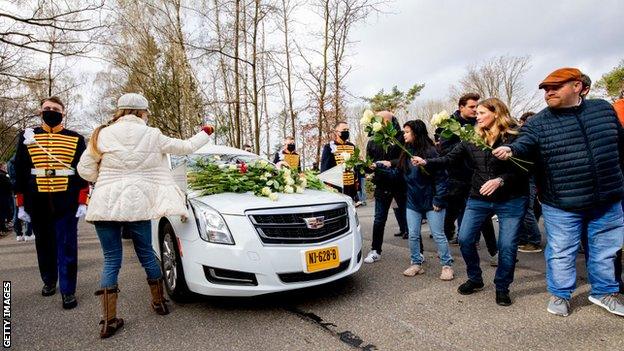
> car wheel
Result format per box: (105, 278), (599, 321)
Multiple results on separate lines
(160, 222), (193, 302)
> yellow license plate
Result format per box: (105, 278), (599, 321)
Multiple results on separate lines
(305, 246), (340, 273)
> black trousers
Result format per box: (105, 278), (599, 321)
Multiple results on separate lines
(371, 188), (418, 254)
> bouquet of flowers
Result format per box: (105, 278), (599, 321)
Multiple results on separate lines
(431, 110), (532, 171)
(340, 147), (372, 175)
(188, 158), (326, 201)
(360, 109), (429, 175)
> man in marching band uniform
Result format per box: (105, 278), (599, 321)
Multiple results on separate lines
(14, 96), (89, 310)
(320, 121), (359, 202)
(273, 136), (301, 171)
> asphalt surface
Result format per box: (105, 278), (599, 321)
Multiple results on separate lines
(1, 203), (623, 351)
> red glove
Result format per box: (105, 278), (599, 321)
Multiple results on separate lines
(202, 125), (214, 135)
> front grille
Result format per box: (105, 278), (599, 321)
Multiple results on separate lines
(247, 203), (350, 244)
(278, 259), (351, 283)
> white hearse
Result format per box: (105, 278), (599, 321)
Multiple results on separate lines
(152, 144), (363, 300)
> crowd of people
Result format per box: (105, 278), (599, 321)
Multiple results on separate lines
(354, 67), (624, 315)
(1, 66), (624, 339)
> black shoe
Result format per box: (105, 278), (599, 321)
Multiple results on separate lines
(457, 280), (484, 295)
(402, 232), (408, 239)
(393, 232), (404, 237)
(62, 294), (78, 309)
(41, 284), (56, 297)
(496, 291), (512, 306)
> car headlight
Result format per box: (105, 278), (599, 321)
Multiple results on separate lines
(190, 200), (235, 245)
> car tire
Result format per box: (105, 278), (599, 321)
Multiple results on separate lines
(160, 222), (193, 302)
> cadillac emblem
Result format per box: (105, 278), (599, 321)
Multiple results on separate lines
(303, 216), (325, 230)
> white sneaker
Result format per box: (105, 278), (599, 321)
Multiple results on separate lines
(16, 235), (24, 242)
(24, 235), (35, 242)
(363, 250), (381, 263)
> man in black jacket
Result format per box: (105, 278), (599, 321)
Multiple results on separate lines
(436, 94), (498, 263)
(494, 67), (624, 317)
(363, 111), (410, 263)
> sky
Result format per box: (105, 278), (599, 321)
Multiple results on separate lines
(336, 0), (624, 103)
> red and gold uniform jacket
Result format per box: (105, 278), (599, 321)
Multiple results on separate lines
(14, 124), (89, 217)
(320, 140), (356, 187)
(273, 150), (301, 171)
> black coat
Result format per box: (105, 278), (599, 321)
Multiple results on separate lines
(435, 110), (476, 185)
(403, 146), (448, 212)
(426, 133), (529, 203)
(366, 118), (406, 195)
(509, 98), (624, 211)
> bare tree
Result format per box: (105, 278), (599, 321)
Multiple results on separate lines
(452, 55), (540, 116)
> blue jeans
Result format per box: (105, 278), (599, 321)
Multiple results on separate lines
(94, 221), (162, 288)
(518, 179), (541, 245)
(406, 208), (452, 266)
(459, 197), (527, 293)
(542, 201), (624, 299)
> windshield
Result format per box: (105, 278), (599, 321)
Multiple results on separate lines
(171, 153), (265, 169)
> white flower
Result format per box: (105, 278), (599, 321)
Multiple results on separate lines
(340, 152), (351, 162)
(212, 155), (221, 161)
(269, 193), (279, 201)
(431, 110), (451, 127)
(283, 168), (292, 177)
(285, 177), (295, 186)
(264, 172), (272, 178)
(284, 185), (294, 193)
(299, 178), (307, 188)
(261, 187), (272, 196)
(372, 122), (383, 132)
(228, 164), (237, 171)
(295, 186), (305, 194)
(360, 109), (375, 125)
(218, 164), (227, 169)
(23, 128), (36, 145)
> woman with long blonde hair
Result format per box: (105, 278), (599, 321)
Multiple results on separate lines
(77, 93), (214, 338)
(412, 97), (529, 307)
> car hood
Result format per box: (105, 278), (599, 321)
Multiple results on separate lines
(188, 190), (353, 215)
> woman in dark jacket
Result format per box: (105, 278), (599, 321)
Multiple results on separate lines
(413, 98), (529, 306)
(399, 120), (454, 281)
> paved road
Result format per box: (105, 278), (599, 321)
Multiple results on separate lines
(1, 204), (623, 350)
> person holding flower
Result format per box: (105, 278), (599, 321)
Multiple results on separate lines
(413, 98), (529, 306)
(77, 93), (214, 338)
(320, 121), (359, 202)
(399, 120), (453, 280)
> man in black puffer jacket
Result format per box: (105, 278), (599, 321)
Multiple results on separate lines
(362, 112), (410, 264)
(494, 67), (624, 318)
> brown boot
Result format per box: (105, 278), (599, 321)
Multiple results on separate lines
(147, 278), (170, 315)
(95, 287), (124, 338)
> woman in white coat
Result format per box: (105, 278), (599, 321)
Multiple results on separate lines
(77, 93), (214, 338)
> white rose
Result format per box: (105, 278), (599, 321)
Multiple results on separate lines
(340, 152), (351, 162)
(269, 193), (279, 201)
(431, 110), (451, 127)
(285, 178), (295, 186)
(283, 168), (292, 177)
(300, 178), (308, 188)
(229, 164), (237, 171)
(218, 164), (227, 169)
(360, 109), (375, 125)
(296, 186), (305, 194)
(23, 128), (36, 145)
(261, 187), (271, 196)
(372, 122), (383, 132)
(284, 185), (294, 193)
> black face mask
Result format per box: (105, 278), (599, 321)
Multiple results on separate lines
(286, 144), (296, 152)
(339, 131), (350, 142)
(42, 110), (63, 128)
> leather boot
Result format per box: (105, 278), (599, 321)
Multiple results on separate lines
(95, 286), (124, 338)
(147, 278), (170, 315)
